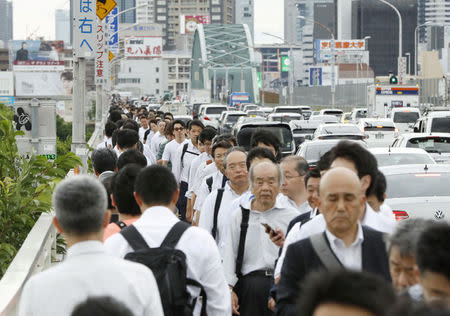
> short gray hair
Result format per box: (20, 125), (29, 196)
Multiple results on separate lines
(249, 161), (283, 189)
(53, 175), (107, 235)
(223, 147), (247, 170)
(386, 218), (435, 258)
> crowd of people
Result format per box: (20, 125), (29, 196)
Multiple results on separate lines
(17, 103), (450, 316)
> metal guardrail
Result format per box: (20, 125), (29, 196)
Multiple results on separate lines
(0, 213), (56, 316)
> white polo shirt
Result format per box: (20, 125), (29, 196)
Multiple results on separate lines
(162, 138), (188, 170)
(150, 131), (166, 157)
(172, 139), (200, 183)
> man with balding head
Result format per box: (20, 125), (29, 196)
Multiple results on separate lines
(223, 161), (298, 316)
(275, 168), (391, 316)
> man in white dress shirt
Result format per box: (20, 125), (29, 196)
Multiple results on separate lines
(150, 120), (167, 157)
(18, 175), (164, 316)
(279, 156), (310, 213)
(199, 147), (250, 256)
(138, 114), (151, 142)
(96, 120), (117, 150)
(223, 161), (298, 316)
(105, 165), (231, 316)
(161, 119), (188, 168)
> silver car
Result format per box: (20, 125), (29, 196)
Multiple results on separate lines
(368, 147), (436, 167)
(392, 133), (450, 164)
(381, 164), (450, 222)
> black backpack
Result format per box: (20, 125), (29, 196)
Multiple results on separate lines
(120, 221), (207, 316)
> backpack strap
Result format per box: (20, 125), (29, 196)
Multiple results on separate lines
(187, 278), (207, 316)
(180, 143), (189, 168)
(114, 221), (127, 230)
(120, 225), (150, 251)
(211, 188), (225, 240)
(310, 232), (343, 270)
(206, 176), (213, 193)
(235, 206), (250, 278)
(160, 221), (191, 248)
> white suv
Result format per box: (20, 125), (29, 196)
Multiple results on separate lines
(198, 104), (228, 129)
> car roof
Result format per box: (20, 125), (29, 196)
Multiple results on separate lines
(380, 163), (450, 175)
(223, 111), (246, 115)
(426, 111), (450, 117)
(368, 147), (430, 155)
(302, 139), (366, 146)
(269, 112), (302, 117)
(289, 120), (320, 128)
(390, 107), (420, 112)
(320, 108), (344, 112)
(318, 123), (359, 128)
(397, 132), (450, 139)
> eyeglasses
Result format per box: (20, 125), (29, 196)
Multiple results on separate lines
(174, 127), (185, 131)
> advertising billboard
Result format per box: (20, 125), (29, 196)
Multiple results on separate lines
(15, 71), (73, 96)
(281, 56), (290, 72)
(0, 72), (14, 96)
(12, 40), (64, 63)
(124, 37), (163, 58)
(180, 15), (210, 34)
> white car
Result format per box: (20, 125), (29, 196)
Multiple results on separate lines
(309, 115), (339, 124)
(357, 118), (398, 147)
(198, 104), (228, 129)
(318, 109), (344, 120)
(368, 147), (436, 167)
(289, 120), (321, 147)
(392, 133), (450, 164)
(389, 107), (421, 133)
(414, 111), (450, 134)
(381, 164), (450, 221)
(268, 112), (303, 123)
(349, 108), (368, 124)
(313, 123), (365, 141)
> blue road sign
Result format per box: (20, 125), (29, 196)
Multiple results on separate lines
(106, 7), (119, 54)
(309, 68), (322, 86)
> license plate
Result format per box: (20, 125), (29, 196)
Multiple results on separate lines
(375, 133), (384, 139)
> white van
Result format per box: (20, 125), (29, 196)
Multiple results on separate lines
(357, 118), (398, 147)
(389, 107), (421, 133)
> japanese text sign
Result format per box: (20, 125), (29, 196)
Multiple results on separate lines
(319, 40), (365, 51)
(73, 0), (97, 58)
(95, 22), (109, 85)
(124, 37), (163, 58)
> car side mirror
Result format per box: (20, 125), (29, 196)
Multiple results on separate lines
(413, 127), (419, 133)
(305, 135), (312, 140)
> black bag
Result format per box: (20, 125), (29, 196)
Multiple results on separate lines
(120, 221), (207, 316)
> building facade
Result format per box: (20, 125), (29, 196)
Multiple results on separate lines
(55, 9), (71, 45)
(136, 0), (154, 24)
(119, 0), (137, 23)
(163, 51), (191, 98)
(155, 0), (234, 50)
(0, 0), (13, 46)
(235, 0), (254, 37)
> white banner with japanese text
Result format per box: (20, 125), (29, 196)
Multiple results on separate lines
(124, 37), (163, 58)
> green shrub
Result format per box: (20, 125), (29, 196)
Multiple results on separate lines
(0, 104), (80, 277)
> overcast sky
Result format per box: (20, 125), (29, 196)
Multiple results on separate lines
(13, 0), (284, 43)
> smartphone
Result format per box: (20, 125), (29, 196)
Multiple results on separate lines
(261, 223), (276, 236)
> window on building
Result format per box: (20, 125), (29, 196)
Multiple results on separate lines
(156, 67), (159, 72)
(129, 67), (132, 73)
(156, 78), (159, 83)
(156, 89), (160, 94)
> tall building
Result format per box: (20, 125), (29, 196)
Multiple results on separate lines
(235, 0), (254, 37)
(352, 0), (417, 76)
(136, 0), (154, 24)
(0, 0), (13, 46)
(119, 0), (137, 24)
(55, 9), (70, 45)
(284, 0), (336, 85)
(155, 0), (234, 50)
(417, 0), (450, 50)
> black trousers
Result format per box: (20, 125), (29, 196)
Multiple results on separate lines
(176, 181), (189, 221)
(234, 272), (274, 316)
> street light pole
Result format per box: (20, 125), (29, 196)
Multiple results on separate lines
(377, 0), (402, 81)
(297, 16), (335, 107)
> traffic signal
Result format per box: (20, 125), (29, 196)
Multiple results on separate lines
(389, 75), (398, 84)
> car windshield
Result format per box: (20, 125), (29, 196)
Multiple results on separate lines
(275, 108), (301, 114)
(247, 111), (265, 117)
(321, 125), (360, 134)
(406, 137), (450, 153)
(293, 128), (316, 134)
(386, 173), (450, 198)
(431, 117), (450, 133)
(393, 112), (420, 123)
(205, 107), (227, 115)
(375, 153), (435, 167)
(304, 142), (339, 162)
(237, 126), (293, 152)
(271, 116), (300, 123)
(356, 111), (367, 119)
(226, 114), (245, 123)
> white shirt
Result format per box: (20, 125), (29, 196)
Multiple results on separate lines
(96, 137), (112, 149)
(223, 197), (299, 286)
(162, 138), (188, 169)
(194, 170), (227, 211)
(142, 142), (157, 165)
(186, 152), (212, 199)
(105, 206), (231, 316)
(172, 139), (201, 183)
(193, 161), (218, 195)
(199, 182), (250, 257)
(274, 203), (395, 278)
(18, 241), (163, 316)
(150, 131), (166, 157)
(139, 126), (151, 142)
(325, 223), (364, 271)
(278, 194), (311, 214)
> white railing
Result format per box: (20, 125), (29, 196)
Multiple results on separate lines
(0, 213), (56, 316)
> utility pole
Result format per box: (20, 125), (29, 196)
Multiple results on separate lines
(71, 57), (86, 152)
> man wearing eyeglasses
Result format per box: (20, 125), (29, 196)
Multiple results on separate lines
(161, 120), (188, 168)
(279, 156), (311, 214)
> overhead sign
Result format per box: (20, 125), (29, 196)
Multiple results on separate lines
(95, 22), (109, 85)
(73, 0), (97, 58)
(119, 23), (164, 37)
(124, 37), (163, 58)
(281, 56), (290, 72)
(96, 0), (117, 20)
(318, 39), (366, 51)
(309, 67), (323, 86)
(180, 15), (210, 34)
(105, 7), (119, 55)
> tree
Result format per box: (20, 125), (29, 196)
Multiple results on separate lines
(0, 103), (80, 277)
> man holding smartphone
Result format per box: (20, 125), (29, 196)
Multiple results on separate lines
(223, 161), (298, 316)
